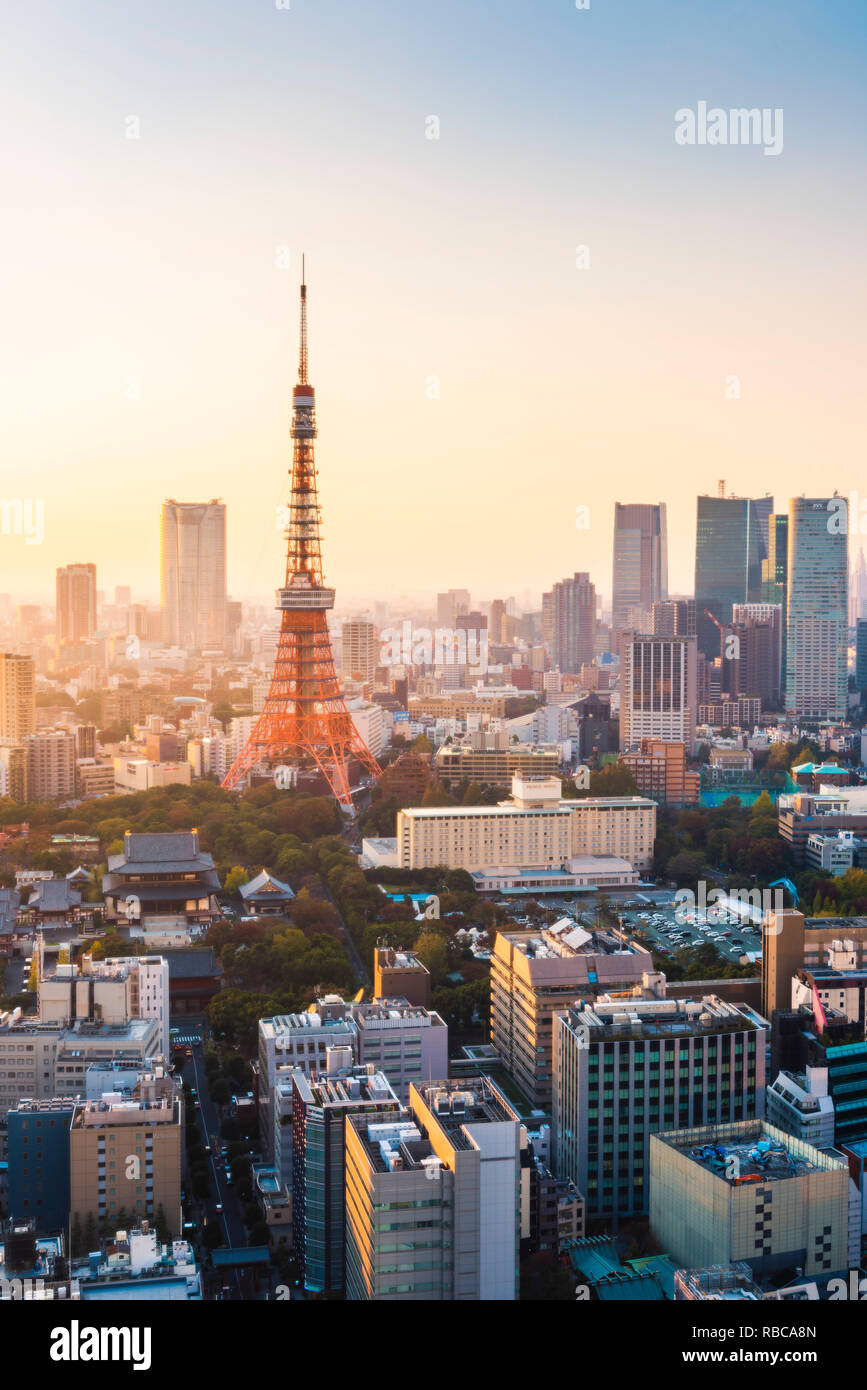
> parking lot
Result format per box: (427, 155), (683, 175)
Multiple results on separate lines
(616, 903), (761, 965)
(495, 890), (761, 966)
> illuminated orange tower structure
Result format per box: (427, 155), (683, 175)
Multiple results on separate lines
(222, 265), (381, 804)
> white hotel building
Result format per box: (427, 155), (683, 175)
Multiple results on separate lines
(395, 775), (655, 886)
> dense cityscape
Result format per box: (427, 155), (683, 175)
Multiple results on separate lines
(3, 0), (864, 1364)
(3, 267), (867, 1326)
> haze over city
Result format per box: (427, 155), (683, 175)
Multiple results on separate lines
(2, 0), (866, 605)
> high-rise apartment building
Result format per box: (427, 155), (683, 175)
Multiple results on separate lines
(554, 995), (767, 1219)
(26, 731), (76, 801)
(56, 564), (97, 644)
(695, 494), (769, 659)
(160, 499), (227, 652)
(0, 653), (36, 741)
(612, 503), (668, 633)
(729, 603), (783, 706)
(341, 619), (380, 685)
(544, 573), (596, 673)
(785, 496), (848, 720)
(651, 598), (695, 638)
(345, 1078), (521, 1301)
(857, 620), (867, 695)
(620, 634), (697, 752)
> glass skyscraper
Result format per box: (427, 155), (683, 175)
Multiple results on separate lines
(611, 502), (668, 632)
(784, 496), (848, 720)
(694, 495), (768, 659)
(763, 512), (789, 692)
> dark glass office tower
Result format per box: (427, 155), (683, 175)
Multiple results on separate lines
(763, 512), (789, 691)
(694, 495), (767, 659)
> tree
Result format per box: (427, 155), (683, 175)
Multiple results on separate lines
(413, 930), (449, 984)
(224, 865), (250, 894)
(210, 1077), (231, 1106)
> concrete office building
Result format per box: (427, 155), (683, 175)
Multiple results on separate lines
(0, 653), (35, 742)
(69, 1068), (183, 1238)
(38, 952), (170, 1061)
(434, 741), (560, 791)
(650, 1119), (853, 1277)
(620, 634), (697, 752)
(292, 1063), (399, 1294)
(554, 996), (767, 1219)
(785, 496), (848, 720)
(397, 774), (656, 874)
(257, 999), (359, 1165)
(490, 921), (658, 1109)
(777, 791), (867, 865)
(760, 909), (867, 1018)
(344, 1077), (521, 1301)
(56, 564), (97, 644)
(352, 999), (448, 1103)
(620, 739), (700, 806)
(0, 1016), (163, 1120)
(373, 947), (432, 1007)
(160, 499), (227, 652)
(766, 1068), (836, 1148)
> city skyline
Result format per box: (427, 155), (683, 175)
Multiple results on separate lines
(2, 0), (866, 603)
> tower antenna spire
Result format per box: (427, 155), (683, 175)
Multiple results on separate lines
(299, 254), (308, 385)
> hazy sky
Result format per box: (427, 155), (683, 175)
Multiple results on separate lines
(1, 0), (865, 610)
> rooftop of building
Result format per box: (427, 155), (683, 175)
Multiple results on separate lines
(653, 1119), (847, 1182)
(106, 830), (216, 874)
(352, 998), (443, 1027)
(414, 1076), (515, 1147)
(260, 1006), (356, 1040)
(565, 994), (767, 1039)
(497, 919), (645, 961)
(294, 1065), (397, 1108)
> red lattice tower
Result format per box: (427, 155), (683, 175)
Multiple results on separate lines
(222, 263), (382, 804)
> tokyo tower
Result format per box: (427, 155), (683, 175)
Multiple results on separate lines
(222, 263), (382, 804)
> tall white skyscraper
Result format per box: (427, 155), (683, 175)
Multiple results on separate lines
(160, 500), (227, 652)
